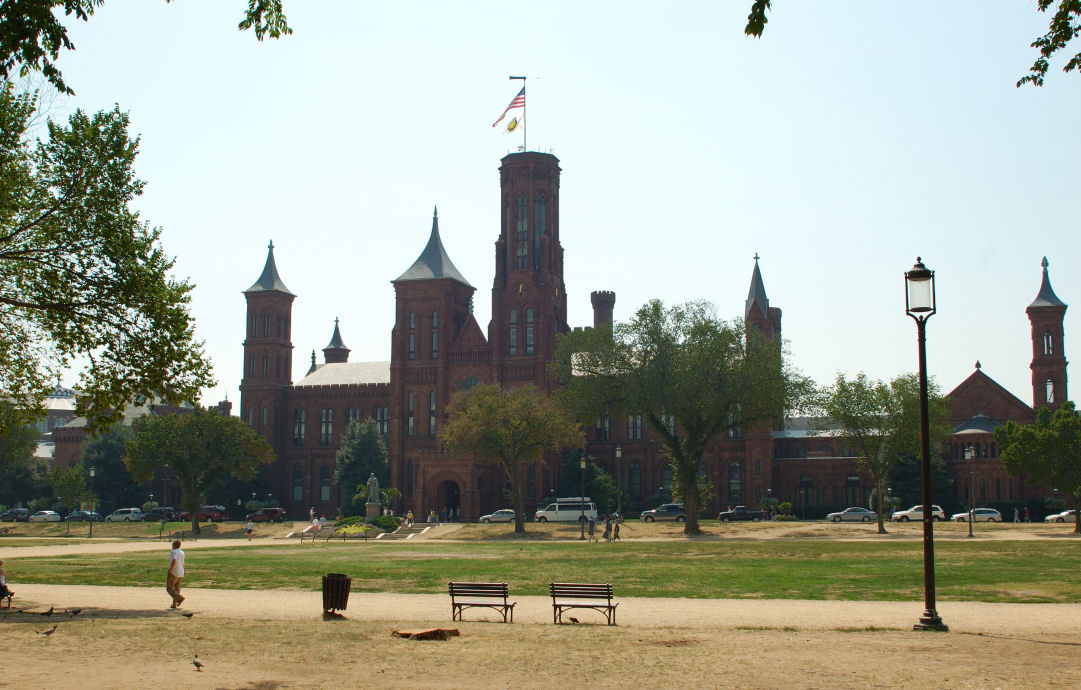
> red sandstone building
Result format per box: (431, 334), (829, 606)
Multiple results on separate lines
(240, 152), (1068, 520)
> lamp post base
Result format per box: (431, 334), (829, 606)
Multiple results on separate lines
(913, 610), (948, 632)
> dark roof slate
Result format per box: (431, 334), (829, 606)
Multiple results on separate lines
(393, 208), (473, 287)
(245, 241), (294, 295)
(745, 254), (769, 319)
(1029, 257), (1066, 308)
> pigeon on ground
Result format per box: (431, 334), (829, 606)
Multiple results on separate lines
(192, 655), (205, 671)
(67, 608), (82, 616)
(40, 606), (54, 617)
(568, 617), (580, 624)
(181, 612), (194, 618)
(36, 625), (58, 636)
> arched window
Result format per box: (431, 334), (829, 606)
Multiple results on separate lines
(629, 463), (641, 502)
(319, 408), (333, 445)
(728, 462), (742, 502)
(262, 353), (269, 376)
(275, 354), (281, 376)
(276, 315), (282, 338)
(533, 194), (545, 270)
(516, 193), (528, 268)
(250, 315), (256, 337)
(407, 392), (415, 436)
(293, 409), (306, 445)
(1044, 331), (1054, 355)
(263, 312), (270, 337)
(292, 467), (303, 502)
(525, 307), (534, 355)
(508, 308), (518, 356)
(1046, 378), (1056, 404)
(320, 467), (331, 502)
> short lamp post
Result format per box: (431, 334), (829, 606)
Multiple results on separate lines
(905, 257), (948, 632)
(88, 466), (96, 538)
(615, 447), (623, 518)
(964, 445), (975, 538)
(579, 457), (587, 540)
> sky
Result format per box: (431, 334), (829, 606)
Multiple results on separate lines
(41, 1), (1081, 410)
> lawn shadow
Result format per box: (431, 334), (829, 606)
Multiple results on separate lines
(1, 603), (190, 621)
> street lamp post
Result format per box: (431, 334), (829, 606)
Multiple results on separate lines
(88, 466), (96, 538)
(579, 457), (587, 540)
(905, 257), (948, 632)
(964, 445), (975, 538)
(615, 447), (623, 518)
(767, 487), (773, 519)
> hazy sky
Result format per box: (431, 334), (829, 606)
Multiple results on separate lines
(47, 1), (1080, 410)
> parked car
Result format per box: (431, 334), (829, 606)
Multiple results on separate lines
(29, 510), (61, 522)
(198, 505), (229, 522)
(66, 510), (101, 522)
(479, 509), (515, 524)
(0, 508), (30, 522)
(717, 506), (768, 522)
(246, 507), (287, 523)
(1044, 509), (1077, 523)
(951, 508), (1002, 522)
(826, 507), (877, 522)
(641, 503), (686, 522)
(891, 505), (945, 522)
(143, 507), (180, 522)
(105, 507), (145, 522)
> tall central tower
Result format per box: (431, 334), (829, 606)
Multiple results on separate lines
(490, 152), (567, 392)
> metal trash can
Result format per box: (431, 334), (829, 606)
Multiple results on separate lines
(322, 573), (351, 612)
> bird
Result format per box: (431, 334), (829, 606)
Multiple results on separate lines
(568, 617), (580, 624)
(67, 608), (82, 616)
(192, 655), (205, 672)
(39, 606), (54, 617)
(180, 612), (194, 618)
(36, 625), (58, 636)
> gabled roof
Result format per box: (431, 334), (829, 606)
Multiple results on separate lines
(245, 241), (294, 296)
(393, 208), (473, 287)
(1028, 256), (1066, 309)
(945, 364), (1033, 427)
(745, 254), (769, 319)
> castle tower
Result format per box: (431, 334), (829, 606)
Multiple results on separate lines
(240, 241), (295, 448)
(744, 254), (781, 341)
(591, 291), (616, 328)
(1027, 257), (1068, 410)
(322, 318), (350, 364)
(490, 152), (568, 393)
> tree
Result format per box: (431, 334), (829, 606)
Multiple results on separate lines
(553, 300), (809, 535)
(995, 401), (1081, 534)
(0, 82), (213, 436)
(47, 460), (84, 533)
(742, 1), (1081, 88)
(80, 425), (143, 510)
(555, 451), (617, 515)
(0, 454), (50, 508)
(441, 384), (584, 535)
(818, 372), (951, 534)
(0, 414), (38, 468)
(335, 419), (388, 517)
(125, 409), (274, 532)
(0, 1), (291, 95)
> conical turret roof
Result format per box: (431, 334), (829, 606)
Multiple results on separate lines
(1028, 257), (1066, 309)
(394, 208), (473, 287)
(245, 241), (294, 295)
(745, 254), (769, 319)
(325, 318), (349, 350)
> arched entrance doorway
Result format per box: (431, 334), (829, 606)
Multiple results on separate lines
(439, 479), (461, 521)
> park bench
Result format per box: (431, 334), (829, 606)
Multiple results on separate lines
(448, 582), (516, 623)
(1, 591), (12, 609)
(549, 582), (618, 626)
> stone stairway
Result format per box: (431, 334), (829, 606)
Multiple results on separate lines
(377, 524), (431, 540)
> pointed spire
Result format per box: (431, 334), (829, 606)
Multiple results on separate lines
(393, 208), (473, 287)
(1028, 256), (1066, 308)
(322, 317), (350, 364)
(326, 317), (347, 349)
(245, 240), (294, 295)
(745, 253), (769, 320)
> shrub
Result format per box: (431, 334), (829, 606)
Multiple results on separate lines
(371, 515), (402, 532)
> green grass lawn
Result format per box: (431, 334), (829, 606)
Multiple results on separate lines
(8, 539), (1080, 603)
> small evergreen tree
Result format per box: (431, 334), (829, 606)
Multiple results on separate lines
(335, 419), (388, 517)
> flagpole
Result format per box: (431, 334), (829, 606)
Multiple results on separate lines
(510, 75), (526, 151)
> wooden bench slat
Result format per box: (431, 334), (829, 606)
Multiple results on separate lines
(549, 582), (617, 626)
(448, 581), (516, 623)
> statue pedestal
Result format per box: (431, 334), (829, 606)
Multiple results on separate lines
(365, 502), (381, 519)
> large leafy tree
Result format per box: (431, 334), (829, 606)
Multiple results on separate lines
(335, 419), (389, 518)
(0, 82), (213, 436)
(995, 401), (1081, 534)
(553, 300), (809, 535)
(0, 1), (291, 95)
(743, 1), (1081, 87)
(80, 425), (142, 510)
(47, 460), (85, 532)
(819, 372), (951, 534)
(442, 384), (584, 535)
(125, 409), (274, 531)
(0, 414), (38, 468)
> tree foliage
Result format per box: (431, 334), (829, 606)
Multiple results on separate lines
(743, 1), (1081, 87)
(819, 372), (951, 533)
(0, 1), (291, 95)
(125, 409), (274, 531)
(47, 460), (85, 532)
(80, 424), (141, 509)
(555, 451), (616, 515)
(995, 401), (1081, 534)
(335, 419), (389, 518)
(0, 82), (213, 436)
(0, 413), (39, 468)
(553, 299), (810, 535)
(442, 384), (584, 534)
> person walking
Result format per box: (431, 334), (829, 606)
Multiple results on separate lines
(1014, 507), (1020, 523)
(613, 518), (621, 541)
(309, 506), (315, 523)
(602, 516), (612, 542)
(166, 540), (185, 608)
(405, 510), (414, 527)
(1024, 506), (1031, 523)
(246, 518), (254, 541)
(587, 515), (597, 542)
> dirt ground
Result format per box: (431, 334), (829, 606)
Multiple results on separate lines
(3, 522), (1080, 689)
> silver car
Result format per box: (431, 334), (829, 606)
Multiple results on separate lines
(479, 509), (515, 524)
(950, 508), (1002, 522)
(29, 510), (61, 522)
(826, 507), (877, 522)
(1044, 509), (1077, 523)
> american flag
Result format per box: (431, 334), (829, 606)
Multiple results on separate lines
(492, 87), (525, 127)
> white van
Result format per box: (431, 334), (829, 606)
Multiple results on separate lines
(534, 497), (598, 523)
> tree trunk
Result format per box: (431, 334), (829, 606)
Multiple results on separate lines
(680, 465), (701, 535)
(875, 480), (888, 535)
(509, 471), (525, 535)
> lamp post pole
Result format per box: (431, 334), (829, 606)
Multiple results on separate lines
(965, 445), (975, 538)
(88, 466), (96, 538)
(579, 457), (587, 540)
(615, 447), (623, 519)
(906, 257), (948, 632)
